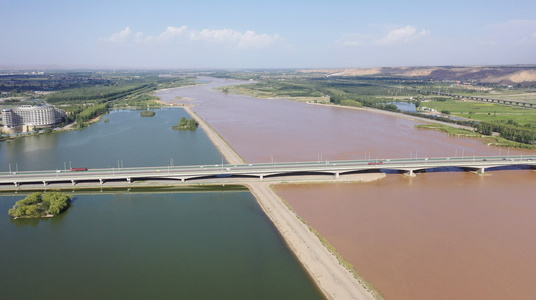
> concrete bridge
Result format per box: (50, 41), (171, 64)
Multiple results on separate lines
(1, 155), (535, 188)
(429, 91), (536, 109)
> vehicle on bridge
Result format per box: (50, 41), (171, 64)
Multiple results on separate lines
(1, 155), (535, 189)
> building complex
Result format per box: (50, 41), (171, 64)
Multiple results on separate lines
(2, 105), (66, 133)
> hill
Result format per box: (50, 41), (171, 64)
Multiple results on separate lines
(299, 66), (536, 85)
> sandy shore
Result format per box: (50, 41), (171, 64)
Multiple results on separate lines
(184, 105), (378, 299)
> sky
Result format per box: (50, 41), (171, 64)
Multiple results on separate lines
(1, 0), (535, 69)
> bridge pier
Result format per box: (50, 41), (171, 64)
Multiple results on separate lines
(335, 172), (339, 178)
(478, 167), (486, 174)
(71, 180), (76, 186)
(99, 179), (104, 185)
(43, 181), (48, 186)
(259, 175), (263, 180)
(13, 182), (19, 187)
(127, 177), (132, 184)
(406, 170), (416, 177)
(181, 178), (185, 182)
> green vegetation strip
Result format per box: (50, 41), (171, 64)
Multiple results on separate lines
(0, 184), (248, 195)
(415, 124), (536, 149)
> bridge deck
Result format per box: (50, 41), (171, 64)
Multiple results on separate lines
(1, 155), (535, 189)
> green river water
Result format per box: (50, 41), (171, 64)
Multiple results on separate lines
(0, 108), (324, 300)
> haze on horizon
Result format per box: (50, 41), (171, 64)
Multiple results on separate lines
(1, 0), (535, 70)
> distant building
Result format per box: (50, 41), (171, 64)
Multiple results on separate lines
(2, 104), (66, 132)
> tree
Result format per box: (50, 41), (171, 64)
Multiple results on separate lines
(22, 192), (42, 205)
(477, 123), (493, 135)
(8, 192), (71, 218)
(340, 99), (362, 107)
(173, 117), (198, 130)
(382, 104), (399, 112)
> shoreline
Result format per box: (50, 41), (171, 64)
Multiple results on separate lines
(307, 102), (477, 131)
(219, 82), (476, 131)
(2, 114), (104, 141)
(181, 100), (378, 299)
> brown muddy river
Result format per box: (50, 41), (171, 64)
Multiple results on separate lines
(156, 78), (536, 300)
(276, 171), (536, 300)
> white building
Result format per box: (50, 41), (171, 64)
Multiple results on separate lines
(2, 105), (66, 132)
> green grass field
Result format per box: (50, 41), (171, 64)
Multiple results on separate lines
(422, 100), (536, 126)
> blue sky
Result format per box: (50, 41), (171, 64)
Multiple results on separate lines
(1, 0), (535, 69)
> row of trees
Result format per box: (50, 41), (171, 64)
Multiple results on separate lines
(46, 83), (155, 104)
(477, 122), (536, 144)
(8, 192), (72, 218)
(72, 103), (110, 124)
(339, 99), (362, 107)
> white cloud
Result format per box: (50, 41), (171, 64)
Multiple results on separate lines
(189, 28), (280, 49)
(376, 25), (430, 45)
(101, 26), (280, 49)
(237, 31), (280, 49)
(134, 32), (144, 43)
(141, 26), (189, 43)
(101, 26), (132, 43)
(333, 26), (430, 48)
(191, 28), (240, 42)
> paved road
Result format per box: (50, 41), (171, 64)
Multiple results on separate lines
(2, 155), (535, 187)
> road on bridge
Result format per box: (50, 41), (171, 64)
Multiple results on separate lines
(1, 155), (535, 188)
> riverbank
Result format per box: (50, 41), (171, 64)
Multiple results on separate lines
(183, 104), (378, 299)
(308, 102), (477, 131)
(2, 113), (104, 142)
(216, 80), (476, 132)
(153, 78), (536, 300)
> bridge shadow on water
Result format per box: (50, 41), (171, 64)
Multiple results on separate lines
(381, 164), (534, 175)
(381, 167), (468, 174)
(485, 165), (535, 171)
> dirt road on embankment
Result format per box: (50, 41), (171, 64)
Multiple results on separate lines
(185, 105), (378, 300)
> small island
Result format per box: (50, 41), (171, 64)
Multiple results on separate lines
(172, 117), (199, 130)
(140, 110), (156, 117)
(8, 192), (72, 219)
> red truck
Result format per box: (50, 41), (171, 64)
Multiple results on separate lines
(71, 168), (88, 171)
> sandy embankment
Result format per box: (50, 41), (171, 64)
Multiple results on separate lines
(184, 106), (377, 300)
